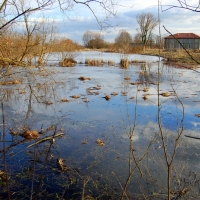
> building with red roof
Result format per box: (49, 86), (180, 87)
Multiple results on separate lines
(164, 33), (200, 49)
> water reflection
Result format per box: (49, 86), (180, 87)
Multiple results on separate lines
(0, 52), (200, 199)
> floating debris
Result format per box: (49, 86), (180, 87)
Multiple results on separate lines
(86, 86), (101, 95)
(70, 94), (80, 99)
(160, 92), (171, 97)
(130, 82), (137, 85)
(130, 82), (142, 85)
(111, 92), (118, 96)
(103, 95), (111, 101)
(195, 114), (200, 118)
(82, 98), (89, 103)
(0, 170), (6, 181)
(61, 98), (70, 102)
(124, 77), (130, 80)
(96, 139), (105, 146)
(44, 101), (53, 105)
(57, 158), (69, 171)
(19, 90), (26, 94)
(121, 91), (127, 96)
(81, 139), (88, 145)
(78, 76), (92, 81)
(22, 130), (39, 140)
(143, 87), (149, 92)
(143, 94), (149, 100)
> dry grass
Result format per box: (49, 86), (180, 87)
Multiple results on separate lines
(59, 58), (77, 67)
(107, 60), (115, 66)
(142, 49), (200, 66)
(85, 58), (116, 66)
(130, 59), (146, 64)
(85, 58), (104, 66)
(78, 76), (92, 81)
(22, 130), (39, 140)
(120, 58), (129, 69)
(0, 79), (20, 85)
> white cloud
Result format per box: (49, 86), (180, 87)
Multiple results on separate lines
(27, 0), (200, 44)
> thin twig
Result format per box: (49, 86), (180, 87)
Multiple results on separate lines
(26, 132), (64, 148)
(33, 127), (57, 199)
(1, 102), (10, 199)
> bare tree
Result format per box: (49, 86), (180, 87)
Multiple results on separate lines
(115, 29), (132, 46)
(115, 29), (132, 53)
(82, 30), (105, 48)
(82, 30), (95, 47)
(136, 12), (158, 50)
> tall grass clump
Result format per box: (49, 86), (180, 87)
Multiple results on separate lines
(120, 58), (129, 69)
(85, 58), (104, 66)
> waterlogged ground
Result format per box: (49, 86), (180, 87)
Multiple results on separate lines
(1, 51), (200, 199)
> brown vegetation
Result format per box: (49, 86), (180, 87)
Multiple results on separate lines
(0, 79), (20, 85)
(103, 95), (111, 100)
(85, 58), (104, 66)
(130, 59), (146, 64)
(57, 158), (69, 171)
(61, 98), (70, 102)
(160, 92), (171, 97)
(22, 130), (39, 140)
(120, 58), (129, 69)
(78, 76), (92, 81)
(96, 138), (105, 146)
(111, 92), (118, 95)
(142, 49), (200, 66)
(59, 58), (77, 67)
(70, 94), (80, 99)
(143, 94), (149, 100)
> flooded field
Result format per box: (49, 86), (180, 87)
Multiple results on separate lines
(1, 51), (200, 199)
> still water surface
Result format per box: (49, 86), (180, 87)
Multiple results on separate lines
(1, 51), (200, 199)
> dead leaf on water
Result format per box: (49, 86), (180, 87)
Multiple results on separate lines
(61, 98), (70, 102)
(143, 87), (149, 92)
(71, 94), (80, 99)
(44, 101), (53, 105)
(103, 95), (111, 101)
(111, 92), (118, 96)
(160, 92), (171, 97)
(96, 138), (105, 146)
(143, 94), (149, 100)
(57, 158), (69, 171)
(78, 76), (92, 81)
(124, 77), (130, 80)
(0, 170), (6, 181)
(121, 91), (127, 96)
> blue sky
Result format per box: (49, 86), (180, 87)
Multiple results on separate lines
(30, 0), (200, 44)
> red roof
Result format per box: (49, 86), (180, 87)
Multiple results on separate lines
(165, 33), (200, 39)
